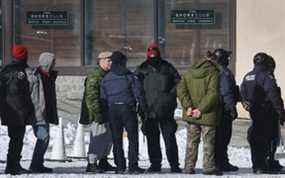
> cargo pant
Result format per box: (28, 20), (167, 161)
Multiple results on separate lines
(88, 122), (113, 162)
(184, 124), (216, 172)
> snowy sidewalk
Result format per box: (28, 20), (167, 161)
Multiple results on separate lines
(1, 119), (285, 177)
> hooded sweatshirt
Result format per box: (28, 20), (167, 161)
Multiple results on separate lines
(177, 59), (221, 126)
(39, 52), (55, 74)
(26, 52), (58, 124)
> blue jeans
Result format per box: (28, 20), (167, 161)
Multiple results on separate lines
(30, 121), (50, 168)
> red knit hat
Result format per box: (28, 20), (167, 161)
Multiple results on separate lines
(12, 45), (28, 61)
(146, 42), (161, 59)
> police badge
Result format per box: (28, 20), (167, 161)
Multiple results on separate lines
(17, 71), (26, 80)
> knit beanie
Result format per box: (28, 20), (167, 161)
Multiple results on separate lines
(12, 45), (28, 61)
(110, 51), (127, 65)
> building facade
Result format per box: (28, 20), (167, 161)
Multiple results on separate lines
(0, 0), (235, 74)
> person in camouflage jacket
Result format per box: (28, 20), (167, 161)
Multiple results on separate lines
(79, 51), (116, 173)
(177, 58), (222, 175)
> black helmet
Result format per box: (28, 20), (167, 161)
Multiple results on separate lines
(210, 48), (232, 66)
(253, 52), (268, 66)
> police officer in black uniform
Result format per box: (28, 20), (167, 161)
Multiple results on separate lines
(264, 55), (284, 171)
(100, 51), (146, 174)
(135, 42), (181, 173)
(241, 52), (285, 174)
(208, 49), (239, 172)
(0, 45), (34, 175)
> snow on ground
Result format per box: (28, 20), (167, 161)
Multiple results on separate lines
(0, 122), (285, 177)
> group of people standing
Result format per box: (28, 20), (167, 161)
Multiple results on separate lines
(0, 45), (57, 175)
(80, 43), (182, 174)
(0, 42), (284, 176)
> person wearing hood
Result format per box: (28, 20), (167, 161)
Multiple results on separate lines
(79, 51), (116, 173)
(241, 52), (285, 174)
(100, 51), (146, 174)
(207, 49), (239, 172)
(0, 45), (34, 175)
(135, 42), (182, 173)
(177, 55), (222, 175)
(25, 52), (58, 173)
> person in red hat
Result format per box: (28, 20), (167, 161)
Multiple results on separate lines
(0, 45), (34, 175)
(135, 42), (182, 173)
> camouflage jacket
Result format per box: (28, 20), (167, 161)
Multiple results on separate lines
(80, 66), (107, 124)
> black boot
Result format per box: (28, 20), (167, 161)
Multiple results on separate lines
(86, 163), (103, 173)
(5, 155), (18, 175)
(171, 166), (182, 173)
(203, 169), (223, 176)
(146, 165), (161, 173)
(5, 155), (30, 175)
(128, 166), (145, 174)
(16, 163), (31, 174)
(98, 158), (116, 171)
(221, 162), (239, 172)
(15, 156), (31, 174)
(267, 159), (284, 171)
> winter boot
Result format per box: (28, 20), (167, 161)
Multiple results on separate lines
(146, 165), (161, 173)
(5, 155), (18, 175)
(203, 169), (223, 176)
(86, 163), (103, 173)
(98, 158), (116, 171)
(221, 162), (239, 172)
(171, 166), (182, 173)
(128, 166), (145, 174)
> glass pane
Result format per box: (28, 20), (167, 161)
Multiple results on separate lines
(84, 0), (154, 67)
(163, 0), (232, 70)
(125, 0), (154, 67)
(14, 0), (81, 67)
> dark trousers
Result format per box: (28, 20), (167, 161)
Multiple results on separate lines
(108, 104), (139, 170)
(248, 124), (270, 170)
(7, 125), (26, 168)
(215, 112), (233, 167)
(145, 117), (179, 168)
(30, 122), (50, 168)
(248, 109), (276, 170)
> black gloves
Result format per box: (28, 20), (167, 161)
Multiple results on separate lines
(241, 101), (251, 111)
(96, 114), (105, 124)
(140, 110), (156, 135)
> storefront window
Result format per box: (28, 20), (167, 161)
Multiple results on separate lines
(84, 0), (154, 67)
(162, 0), (233, 70)
(14, 0), (81, 67)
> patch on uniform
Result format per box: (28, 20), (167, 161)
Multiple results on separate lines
(268, 74), (274, 80)
(245, 74), (255, 81)
(17, 71), (26, 80)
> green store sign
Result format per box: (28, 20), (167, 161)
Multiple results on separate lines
(171, 10), (215, 25)
(26, 11), (70, 26)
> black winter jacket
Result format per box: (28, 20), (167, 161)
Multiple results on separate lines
(135, 59), (181, 119)
(41, 70), (58, 125)
(0, 61), (35, 126)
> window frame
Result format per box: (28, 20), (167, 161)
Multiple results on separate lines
(1, 0), (236, 75)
